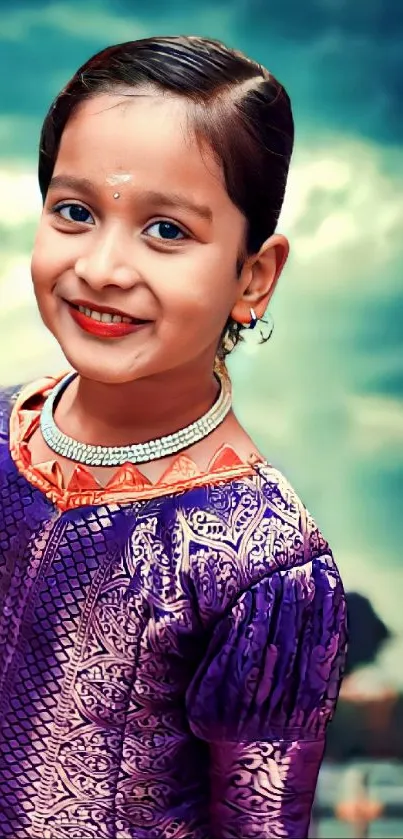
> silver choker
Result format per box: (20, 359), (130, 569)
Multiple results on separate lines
(40, 371), (232, 466)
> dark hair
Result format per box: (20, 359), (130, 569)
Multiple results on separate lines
(39, 35), (294, 356)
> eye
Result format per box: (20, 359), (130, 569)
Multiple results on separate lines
(144, 221), (186, 241)
(53, 203), (95, 225)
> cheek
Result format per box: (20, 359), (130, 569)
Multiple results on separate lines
(156, 281), (236, 356)
(159, 246), (238, 319)
(31, 224), (52, 280)
(31, 227), (66, 290)
(31, 249), (48, 299)
(30, 236), (64, 323)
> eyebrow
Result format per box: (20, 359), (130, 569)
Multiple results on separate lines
(48, 175), (213, 223)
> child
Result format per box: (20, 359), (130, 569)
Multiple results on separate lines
(0, 35), (347, 839)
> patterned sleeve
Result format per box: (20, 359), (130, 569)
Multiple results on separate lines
(186, 551), (347, 839)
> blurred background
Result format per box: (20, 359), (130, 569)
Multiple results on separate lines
(1, 0), (402, 835)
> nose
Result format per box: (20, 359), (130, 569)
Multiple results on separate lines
(74, 226), (139, 291)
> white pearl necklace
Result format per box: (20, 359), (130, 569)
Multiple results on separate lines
(40, 371), (232, 466)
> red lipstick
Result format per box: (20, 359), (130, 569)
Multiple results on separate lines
(67, 302), (149, 339)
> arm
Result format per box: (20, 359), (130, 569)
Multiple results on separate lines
(187, 552), (347, 838)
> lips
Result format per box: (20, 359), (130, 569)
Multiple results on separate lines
(66, 300), (150, 339)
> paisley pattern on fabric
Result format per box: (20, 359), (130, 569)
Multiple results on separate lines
(0, 381), (347, 838)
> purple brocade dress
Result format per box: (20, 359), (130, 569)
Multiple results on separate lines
(0, 379), (347, 839)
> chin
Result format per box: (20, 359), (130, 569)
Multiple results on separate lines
(74, 360), (148, 385)
(57, 344), (137, 385)
(53, 320), (194, 385)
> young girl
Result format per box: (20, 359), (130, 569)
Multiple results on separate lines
(0, 36), (347, 839)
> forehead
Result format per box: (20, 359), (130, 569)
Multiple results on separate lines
(55, 93), (225, 199)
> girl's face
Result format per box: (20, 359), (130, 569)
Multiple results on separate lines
(31, 92), (250, 384)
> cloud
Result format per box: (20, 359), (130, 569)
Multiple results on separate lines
(338, 551), (403, 632)
(0, 170), (41, 227)
(281, 136), (403, 292)
(0, 256), (35, 314)
(0, 115), (42, 160)
(345, 394), (403, 453)
(0, 3), (148, 134)
(0, 0), (233, 50)
(0, 1), (147, 43)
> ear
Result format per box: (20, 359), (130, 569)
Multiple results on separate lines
(231, 233), (289, 325)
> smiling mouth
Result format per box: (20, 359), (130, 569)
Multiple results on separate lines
(66, 301), (151, 338)
(68, 301), (147, 324)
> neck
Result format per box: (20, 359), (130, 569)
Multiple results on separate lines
(55, 362), (225, 447)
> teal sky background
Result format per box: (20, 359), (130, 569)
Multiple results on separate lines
(1, 0), (402, 684)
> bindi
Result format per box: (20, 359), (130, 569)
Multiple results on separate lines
(106, 172), (133, 201)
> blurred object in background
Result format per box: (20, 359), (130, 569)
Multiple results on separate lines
(314, 594), (403, 837)
(336, 768), (383, 839)
(344, 593), (391, 677)
(326, 592), (403, 763)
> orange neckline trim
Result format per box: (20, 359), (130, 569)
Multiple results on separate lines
(9, 372), (260, 512)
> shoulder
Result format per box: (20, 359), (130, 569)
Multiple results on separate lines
(184, 461), (342, 620)
(205, 459), (332, 568)
(0, 375), (63, 451)
(250, 461), (344, 601)
(12, 374), (61, 412)
(253, 460), (333, 560)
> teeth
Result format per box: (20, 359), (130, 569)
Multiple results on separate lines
(77, 305), (132, 324)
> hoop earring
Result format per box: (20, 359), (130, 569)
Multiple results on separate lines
(258, 312), (274, 344)
(249, 308), (258, 330)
